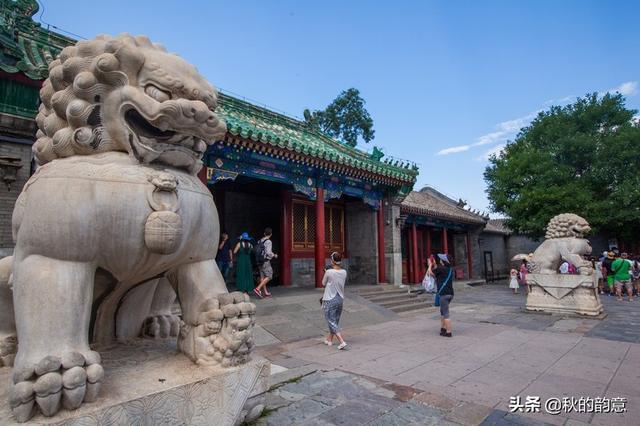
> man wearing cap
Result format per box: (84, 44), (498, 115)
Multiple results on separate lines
(612, 253), (634, 302)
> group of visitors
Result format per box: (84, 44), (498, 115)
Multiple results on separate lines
(596, 250), (639, 301)
(217, 229), (458, 347)
(215, 227), (278, 299)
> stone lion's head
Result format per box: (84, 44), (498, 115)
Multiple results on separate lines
(34, 34), (227, 174)
(545, 213), (592, 239)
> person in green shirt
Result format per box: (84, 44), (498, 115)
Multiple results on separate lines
(612, 252), (633, 302)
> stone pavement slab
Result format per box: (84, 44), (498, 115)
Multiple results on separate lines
(251, 284), (640, 425)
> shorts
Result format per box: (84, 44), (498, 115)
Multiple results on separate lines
(439, 295), (453, 319)
(615, 280), (632, 293)
(607, 276), (615, 287)
(259, 261), (273, 280)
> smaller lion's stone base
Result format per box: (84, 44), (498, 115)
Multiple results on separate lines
(525, 273), (603, 316)
(0, 339), (269, 425)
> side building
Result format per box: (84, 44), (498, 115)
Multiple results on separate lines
(399, 186), (488, 283)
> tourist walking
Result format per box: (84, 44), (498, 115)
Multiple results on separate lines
(430, 253), (454, 337)
(612, 252), (634, 302)
(603, 251), (616, 296)
(322, 252), (348, 349)
(632, 255), (640, 297)
(254, 227), (278, 299)
(519, 259), (530, 294)
(233, 233), (254, 294)
(216, 231), (233, 281)
(509, 268), (519, 294)
(596, 254), (604, 294)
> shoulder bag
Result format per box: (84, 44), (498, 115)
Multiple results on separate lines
(434, 268), (453, 307)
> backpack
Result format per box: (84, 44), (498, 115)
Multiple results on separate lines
(254, 238), (267, 264)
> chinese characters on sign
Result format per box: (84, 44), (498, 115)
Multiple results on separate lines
(509, 396), (627, 415)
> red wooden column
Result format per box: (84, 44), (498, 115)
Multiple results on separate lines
(280, 190), (292, 286)
(411, 223), (419, 283)
(426, 228), (432, 259)
(466, 232), (473, 278)
(377, 200), (386, 284)
(442, 227), (449, 254)
(314, 187), (326, 288)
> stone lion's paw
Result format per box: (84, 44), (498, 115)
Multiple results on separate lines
(179, 292), (255, 367)
(213, 292), (256, 367)
(9, 351), (103, 422)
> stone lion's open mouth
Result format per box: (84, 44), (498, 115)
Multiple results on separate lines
(125, 109), (176, 141)
(124, 108), (208, 155)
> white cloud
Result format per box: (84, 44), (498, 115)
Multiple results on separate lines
(600, 81), (638, 97)
(437, 80), (637, 158)
(476, 144), (506, 161)
(437, 145), (471, 155)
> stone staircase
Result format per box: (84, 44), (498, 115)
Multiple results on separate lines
(356, 285), (434, 315)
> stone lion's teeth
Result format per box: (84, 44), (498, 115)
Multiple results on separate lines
(157, 120), (169, 132)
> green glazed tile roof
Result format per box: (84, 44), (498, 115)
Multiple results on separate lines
(0, 0), (419, 184)
(217, 93), (418, 183)
(0, 0), (74, 80)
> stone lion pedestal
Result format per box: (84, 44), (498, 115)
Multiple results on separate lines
(525, 273), (603, 316)
(0, 340), (270, 425)
(522, 213), (604, 317)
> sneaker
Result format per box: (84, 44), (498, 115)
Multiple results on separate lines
(338, 342), (348, 350)
(253, 289), (263, 299)
(264, 291), (272, 298)
(324, 340), (333, 346)
(444, 332), (452, 338)
(440, 328), (446, 336)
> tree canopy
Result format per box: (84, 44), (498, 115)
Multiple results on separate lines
(304, 88), (375, 147)
(484, 93), (640, 240)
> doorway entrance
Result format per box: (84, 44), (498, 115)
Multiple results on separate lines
(211, 176), (289, 286)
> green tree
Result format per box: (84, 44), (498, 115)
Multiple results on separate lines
(304, 88), (375, 147)
(484, 93), (640, 240)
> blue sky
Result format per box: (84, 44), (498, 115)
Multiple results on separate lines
(39, 0), (639, 214)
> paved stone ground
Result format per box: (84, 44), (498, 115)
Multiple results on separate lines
(249, 283), (640, 425)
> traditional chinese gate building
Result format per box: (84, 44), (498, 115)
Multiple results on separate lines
(0, 1), (419, 287)
(400, 187), (488, 283)
(205, 94), (418, 287)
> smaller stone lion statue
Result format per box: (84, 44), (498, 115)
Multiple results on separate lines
(529, 213), (593, 275)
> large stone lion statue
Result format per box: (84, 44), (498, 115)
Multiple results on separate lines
(0, 34), (256, 422)
(530, 213), (593, 275)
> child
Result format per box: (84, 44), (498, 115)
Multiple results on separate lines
(509, 268), (519, 294)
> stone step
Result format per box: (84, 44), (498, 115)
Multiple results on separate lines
(363, 292), (422, 303)
(391, 301), (433, 313)
(358, 287), (412, 297)
(356, 286), (399, 295)
(380, 297), (430, 309)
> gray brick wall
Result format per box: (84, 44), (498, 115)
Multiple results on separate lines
(0, 141), (34, 255)
(345, 200), (377, 285)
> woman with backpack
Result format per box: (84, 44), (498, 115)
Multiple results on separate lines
(429, 253), (454, 337)
(233, 232), (254, 295)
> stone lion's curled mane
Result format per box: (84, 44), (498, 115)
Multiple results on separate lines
(544, 213), (590, 239)
(34, 34), (169, 165)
